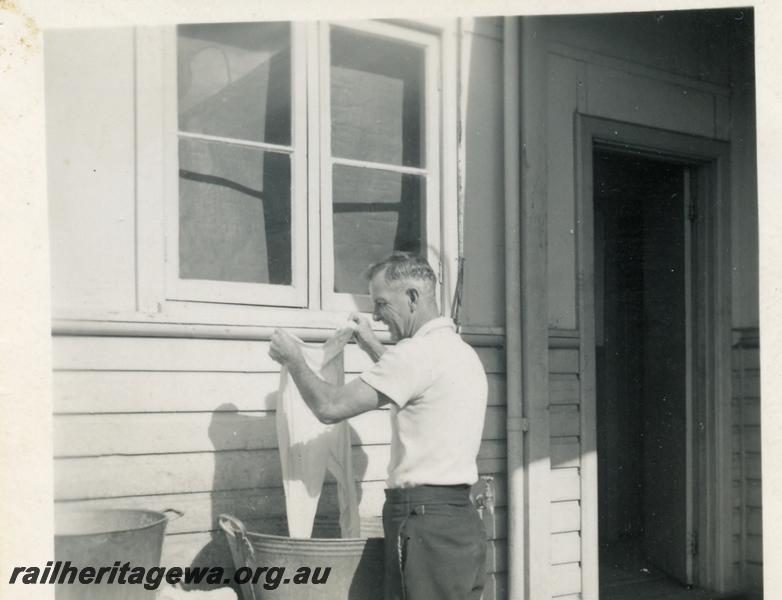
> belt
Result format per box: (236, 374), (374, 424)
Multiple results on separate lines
(384, 484), (471, 504)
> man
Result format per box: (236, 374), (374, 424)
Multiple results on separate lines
(269, 252), (488, 600)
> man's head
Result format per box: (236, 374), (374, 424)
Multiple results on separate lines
(366, 252), (439, 341)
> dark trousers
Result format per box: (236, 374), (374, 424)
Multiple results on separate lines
(382, 485), (487, 600)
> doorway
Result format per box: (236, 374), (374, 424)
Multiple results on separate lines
(576, 115), (734, 600)
(594, 149), (700, 598)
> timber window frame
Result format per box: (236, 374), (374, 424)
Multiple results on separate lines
(158, 20), (452, 313)
(317, 20), (442, 312)
(167, 22), (308, 307)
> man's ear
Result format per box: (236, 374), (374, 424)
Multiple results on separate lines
(406, 287), (419, 310)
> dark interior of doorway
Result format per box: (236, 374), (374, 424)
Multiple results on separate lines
(594, 149), (704, 600)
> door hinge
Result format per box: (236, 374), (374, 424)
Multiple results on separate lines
(688, 202), (698, 222)
(688, 531), (699, 557)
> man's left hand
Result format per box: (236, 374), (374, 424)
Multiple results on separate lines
(269, 328), (303, 367)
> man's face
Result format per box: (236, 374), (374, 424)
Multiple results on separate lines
(369, 271), (411, 342)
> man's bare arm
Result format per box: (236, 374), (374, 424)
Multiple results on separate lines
(349, 312), (386, 362)
(269, 327), (388, 424)
(286, 360), (389, 424)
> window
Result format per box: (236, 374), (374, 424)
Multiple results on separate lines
(321, 23), (440, 311)
(166, 21), (445, 312)
(169, 22), (307, 306)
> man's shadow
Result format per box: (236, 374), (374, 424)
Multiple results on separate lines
(183, 397), (369, 591)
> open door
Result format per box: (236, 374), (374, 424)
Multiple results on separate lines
(582, 116), (734, 600)
(593, 148), (697, 595)
(640, 163), (694, 586)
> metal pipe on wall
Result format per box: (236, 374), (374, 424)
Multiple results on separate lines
(50, 318), (505, 348)
(503, 15), (526, 600)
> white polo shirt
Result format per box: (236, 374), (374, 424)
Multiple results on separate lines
(360, 317), (488, 489)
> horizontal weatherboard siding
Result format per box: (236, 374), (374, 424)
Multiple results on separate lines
(52, 333), (509, 582)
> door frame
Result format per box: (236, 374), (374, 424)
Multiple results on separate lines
(575, 114), (733, 598)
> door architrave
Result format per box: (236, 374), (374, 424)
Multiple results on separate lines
(575, 114), (733, 597)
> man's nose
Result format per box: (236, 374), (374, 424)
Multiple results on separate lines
(372, 310), (381, 322)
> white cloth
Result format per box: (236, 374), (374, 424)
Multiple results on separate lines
(360, 317), (488, 489)
(276, 326), (360, 538)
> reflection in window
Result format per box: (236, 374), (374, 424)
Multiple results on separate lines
(177, 23), (293, 286)
(329, 26), (428, 296)
(179, 138), (291, 284)
(174, 22), (437, 304)
(330, 27), (425, 167)
(332, 165), (425, 294)
(178, 22), (291, 144)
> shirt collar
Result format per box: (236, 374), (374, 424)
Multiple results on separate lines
(412, 316), (456, 338)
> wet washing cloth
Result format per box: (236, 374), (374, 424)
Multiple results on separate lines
(276, 326), (360, 538)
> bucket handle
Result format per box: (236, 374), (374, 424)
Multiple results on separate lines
(161, 508), (184, 522)
(218, 513), (247, 538)
(218, 514), (256, 561)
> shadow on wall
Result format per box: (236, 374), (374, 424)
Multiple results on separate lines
(182, 398), (368, 591)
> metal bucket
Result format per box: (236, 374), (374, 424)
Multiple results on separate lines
(219, 514), (384, 600)
(54, 507), (183, 600)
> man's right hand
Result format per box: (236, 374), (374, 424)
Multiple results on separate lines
(349, 312), (386, 362)
(269, 328), (304, 368)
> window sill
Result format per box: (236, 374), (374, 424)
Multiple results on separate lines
(51, 303), (384, 342)
(51, 309), (505, 347)
(52, 316), (379, 344)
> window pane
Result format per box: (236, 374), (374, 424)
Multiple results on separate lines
(178, 22), (291, 145)
(330, 27), (425, 167)
(332, 165), (426, 294)
(179, 138), (292, 284)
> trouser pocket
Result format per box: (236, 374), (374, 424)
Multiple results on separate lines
(382, 502), (487, 600)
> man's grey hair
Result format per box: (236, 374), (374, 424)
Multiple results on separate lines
(366, 252), (437, 294)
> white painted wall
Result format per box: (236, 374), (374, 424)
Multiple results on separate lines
(461, 18), (506, 329)
(45, 28), (137, 314)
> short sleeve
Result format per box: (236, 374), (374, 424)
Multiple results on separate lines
(359, 340), (430, 408)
